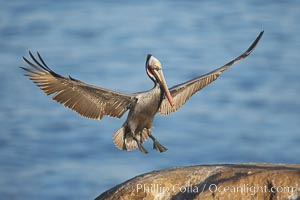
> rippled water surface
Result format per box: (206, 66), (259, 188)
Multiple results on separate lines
(1, 1), (300, 199)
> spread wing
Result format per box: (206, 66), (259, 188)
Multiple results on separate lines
(21, 51), (136, 120)
(159, 31), (264, 115)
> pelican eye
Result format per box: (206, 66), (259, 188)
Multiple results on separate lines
(153, 65), (161, 71)
(149, 64), (159, 71)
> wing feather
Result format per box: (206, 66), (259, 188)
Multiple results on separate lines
(21, 51), (136, 120)
(159, 31), (264, 115)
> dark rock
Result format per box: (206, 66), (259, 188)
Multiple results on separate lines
(95, 163), (300, 200)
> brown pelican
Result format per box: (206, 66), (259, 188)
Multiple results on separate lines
(21, 31), (263, 154)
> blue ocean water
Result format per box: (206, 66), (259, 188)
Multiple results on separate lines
(0, 1), (299, 199)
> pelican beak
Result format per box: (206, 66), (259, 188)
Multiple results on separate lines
(153, 69), (175, 107)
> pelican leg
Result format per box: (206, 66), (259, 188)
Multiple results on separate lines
(122, 132), (127, 151)
(147, 130), (168, 153)
(132, 135), (148, 154)
(139, 131), (144, 144)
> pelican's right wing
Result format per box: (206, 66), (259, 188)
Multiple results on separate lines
(21, 51), (136, 120)
(159, 31), (264, 115)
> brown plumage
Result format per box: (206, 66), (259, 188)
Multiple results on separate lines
(21, 31), (264, 153)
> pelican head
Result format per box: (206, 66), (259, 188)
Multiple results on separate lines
(146, 54), (174, 107)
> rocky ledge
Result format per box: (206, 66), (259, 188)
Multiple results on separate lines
(95, 163), (300, 200)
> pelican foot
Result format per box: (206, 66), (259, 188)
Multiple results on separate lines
(132, 136), (148, 154)
(137, 143), (148, 154)
(153, 141), (168, 153)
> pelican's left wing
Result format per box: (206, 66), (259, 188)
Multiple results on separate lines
(159, 31), (264, 115)
(21, 51), (136, 120)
